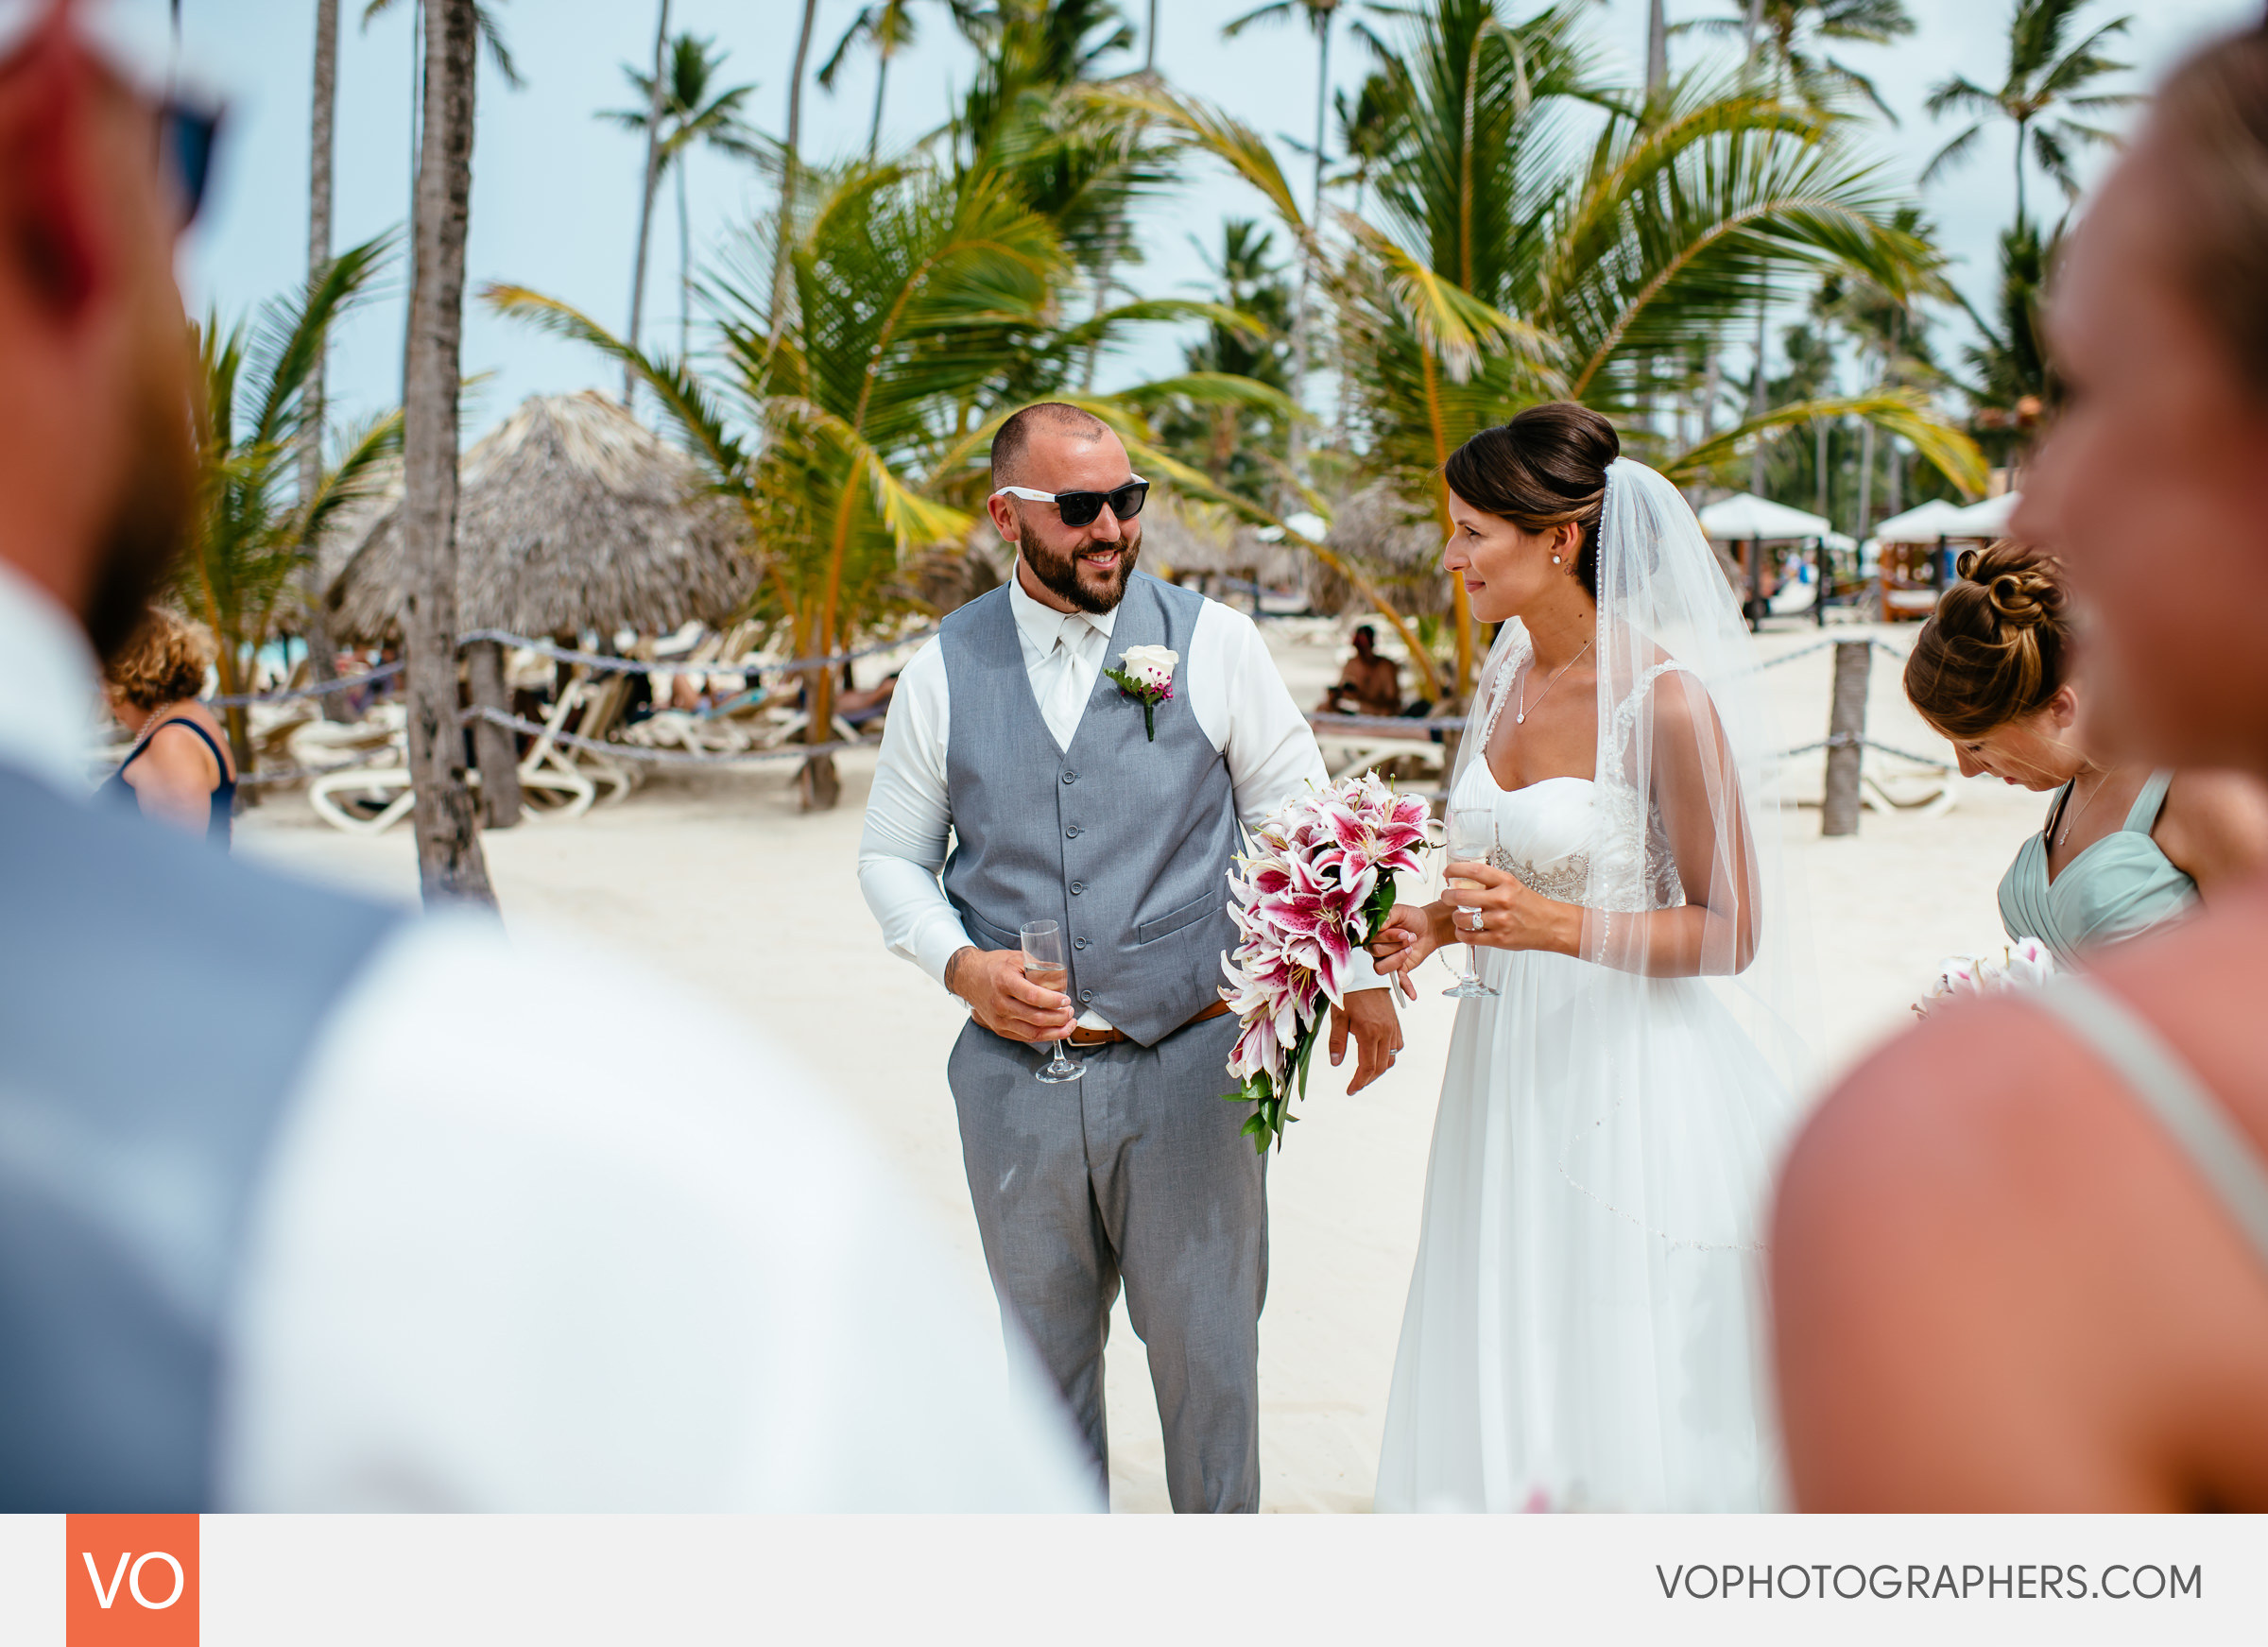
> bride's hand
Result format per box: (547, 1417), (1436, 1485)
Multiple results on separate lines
(1441, 860), (1581, 955)
(1368, 901), (1455, 980)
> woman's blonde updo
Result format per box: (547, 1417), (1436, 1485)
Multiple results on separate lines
(1902, 540), (2071, 740)
(105, 607), (217, 712)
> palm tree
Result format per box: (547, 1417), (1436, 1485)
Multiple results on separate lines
(400, 0), (492, 905)
(182, 234), (401, 781)
(816, 0), (926, 161)
(300, 0), (351, 721)
(603, 34), (764, 361)
(1124, 0), (1983, 696)
(773, 0), (822, 331)
(361, 0), (521, 84)
(1693, 0), (1916, 121)
(490, 163), (1301, 811)
(1155, 220), (1296, 504)
(950, 0), (1163, 389)
(1332, 71), (1401, 223)
(1220, 0), (1343, 495)
(1922, 0), (2138, 227)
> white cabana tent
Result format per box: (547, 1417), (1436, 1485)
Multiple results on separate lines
(1871, 498), (1972, 542)
(1695, 494), (1836, 629)
(1695, 492), (1833, 541)
(1941, 490), (2021, 538)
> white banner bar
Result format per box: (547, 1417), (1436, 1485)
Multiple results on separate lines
(2, 1513), (2261, 1645)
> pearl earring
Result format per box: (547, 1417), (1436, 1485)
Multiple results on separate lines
(1551, 555), (1562, 564)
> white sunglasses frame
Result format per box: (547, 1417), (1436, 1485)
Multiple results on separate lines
(988, 474), (1150, 516)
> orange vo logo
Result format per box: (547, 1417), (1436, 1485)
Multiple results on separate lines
(66, 1516), (198, 1646)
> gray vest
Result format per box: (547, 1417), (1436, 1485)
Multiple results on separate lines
(0, 767), (397, 1509)
(940, 573), (1239, 1046)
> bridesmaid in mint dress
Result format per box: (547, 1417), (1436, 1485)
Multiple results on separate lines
(1903, 542), (2268, 966)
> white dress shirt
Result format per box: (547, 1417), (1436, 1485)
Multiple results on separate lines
(858, 566), (1381, 1029)
(0, 562), (1096, 1511)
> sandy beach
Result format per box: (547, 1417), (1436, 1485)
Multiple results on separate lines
(235, 616), (2045, 1513)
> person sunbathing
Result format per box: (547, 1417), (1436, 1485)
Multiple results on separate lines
(1319, 626), (1405, 717)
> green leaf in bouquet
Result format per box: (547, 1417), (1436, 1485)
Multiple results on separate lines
(1361, 871), (1400, 946)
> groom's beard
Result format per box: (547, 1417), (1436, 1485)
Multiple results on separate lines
(1021, 526), (1141, 615)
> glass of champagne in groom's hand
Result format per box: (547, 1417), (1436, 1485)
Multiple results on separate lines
(1020, 920), (1084, 1084)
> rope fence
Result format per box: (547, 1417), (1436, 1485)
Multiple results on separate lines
(205, 626), (941, 712)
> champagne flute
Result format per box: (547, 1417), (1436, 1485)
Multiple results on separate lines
(1443, 803), (1501, 999)
(1020, 920), (1085, 1084)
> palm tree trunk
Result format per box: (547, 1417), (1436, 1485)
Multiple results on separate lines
(1145, 0), (1159, 74)
(625, 0), (672, 405)
(301, 0), (349, 726)
(678, 156), (691, 361)
(779, 0), (832, 807)
(1747, 297), (1769, 495)
(1855, 416), (1876, 542)
(1285, 9), (1332, 499)
(401, 0), (494, 907)
(868, 53), (887, 161)
(1645, 0), (1667, 97)
(773, 0), (821, 332)
(2014, 114), (2028, 227)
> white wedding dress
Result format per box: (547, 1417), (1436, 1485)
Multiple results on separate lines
(1372, 755), (1790, 1513)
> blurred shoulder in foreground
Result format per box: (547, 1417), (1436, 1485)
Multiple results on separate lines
(1772, 889), (2268, 1511)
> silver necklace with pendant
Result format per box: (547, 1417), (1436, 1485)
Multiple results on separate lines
(1515, 639), (1591, 726)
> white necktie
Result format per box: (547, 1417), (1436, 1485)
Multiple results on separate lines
(1041, 615), (1091, 749)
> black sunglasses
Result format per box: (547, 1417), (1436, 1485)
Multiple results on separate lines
(990, 476), (1150, 528)
(160, 97), (221, 226)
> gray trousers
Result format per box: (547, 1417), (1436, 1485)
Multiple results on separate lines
(948, 1010), (1265, 1513)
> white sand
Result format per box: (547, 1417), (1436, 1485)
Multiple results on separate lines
(235, 617), (2046, 1513)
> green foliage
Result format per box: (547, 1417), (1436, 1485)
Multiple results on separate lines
(601, 32), (765, 170)
(1922, 0), (2139, 225)
(1152, 220), (1296, 505)
(1686, 0), (1917, 122)
(487, 147), (1274, 746)
(180, 233), (401, 765)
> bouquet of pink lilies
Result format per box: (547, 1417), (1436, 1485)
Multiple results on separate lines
(1219, 772), (1434, 1153)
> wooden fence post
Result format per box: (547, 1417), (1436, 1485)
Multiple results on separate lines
(466, 639), (522, 828)
(1822, 639), (1869, 837)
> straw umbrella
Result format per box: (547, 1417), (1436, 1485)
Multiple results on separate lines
(328, 390), (751, 823)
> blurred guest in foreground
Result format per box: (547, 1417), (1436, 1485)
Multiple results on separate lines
(1903, 540), (2268, 968)
(97, 605), (235, 844)
(0, 1), (1091, 1512)
(1775, 22), (2268, 1510)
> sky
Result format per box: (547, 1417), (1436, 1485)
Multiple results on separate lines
(139, 0), (2260, 448)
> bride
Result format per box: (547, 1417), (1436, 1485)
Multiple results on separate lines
(1367, 403), (1803, 1511)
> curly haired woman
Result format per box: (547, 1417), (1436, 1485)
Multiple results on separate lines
(97, 606), (235, 844)
(1903, 540), (2268, 967)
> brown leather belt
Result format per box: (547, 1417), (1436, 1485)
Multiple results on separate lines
(1065, 998), (1233, 1047)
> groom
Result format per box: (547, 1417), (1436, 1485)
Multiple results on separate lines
(858, 403), (1402, 1512)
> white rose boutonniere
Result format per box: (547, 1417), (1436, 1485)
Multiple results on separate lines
(1104, 644), (1178, 742)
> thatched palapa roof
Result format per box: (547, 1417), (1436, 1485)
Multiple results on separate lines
(326, 391), (752, 643)
(1139, 496), (1308, 588)
(1311, 481), (1452, 619)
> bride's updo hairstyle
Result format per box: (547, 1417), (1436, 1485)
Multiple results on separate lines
(1442, 402), (1620, 598)
(1902, 540), (2072, 740)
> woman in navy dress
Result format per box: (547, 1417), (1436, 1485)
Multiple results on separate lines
(97, 607), (235, 845)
